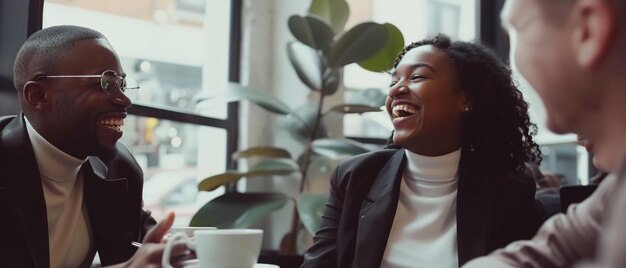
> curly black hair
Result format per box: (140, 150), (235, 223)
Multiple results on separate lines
(389, 34), (542, 174)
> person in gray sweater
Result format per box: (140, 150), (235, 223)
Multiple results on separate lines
(464, 0), (626, 266)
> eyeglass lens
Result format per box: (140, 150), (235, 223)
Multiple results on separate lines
(101, 71), (122, 94)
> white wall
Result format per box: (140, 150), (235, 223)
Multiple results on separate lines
(239, 0), (307, 250)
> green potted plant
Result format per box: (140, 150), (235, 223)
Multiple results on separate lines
(191, 0), (404, 255)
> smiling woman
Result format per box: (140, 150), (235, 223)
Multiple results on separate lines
(387, 44), (467, 157)
(302, 34), (543, 268)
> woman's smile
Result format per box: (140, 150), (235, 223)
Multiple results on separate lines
(392, 103), (419, 119)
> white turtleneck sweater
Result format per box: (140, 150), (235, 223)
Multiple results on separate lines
(24, 117), (93, 268)
(381, 149), (461, 268)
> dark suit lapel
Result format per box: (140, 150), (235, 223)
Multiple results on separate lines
(353, 150), (405, 268)
(84, 156), (131, 212)
(456, 161), (491, 265)
(83, 156), (134, 262)
(0, 115), (49, 268)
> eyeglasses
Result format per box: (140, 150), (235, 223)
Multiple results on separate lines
(35, 70), (140, 94)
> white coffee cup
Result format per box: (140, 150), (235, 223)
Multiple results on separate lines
(169, 226), (217, 237)
(163, 229), (263, 268)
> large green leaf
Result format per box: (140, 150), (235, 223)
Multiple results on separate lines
(355, 87), (387, 107)
(326, 104), (381, 115)
(198, 172), (245, 192)
(358, 23), (405, 72)
(233, 146), (292, 160)
(287, 41), (322, 91)
(308, 0), (349, 34)
(328, 22), (388, 67)
(288, 15), (334, 51)
(312, 138), (372, 159)
(321, 67), (341, 95)
(278, 103), (328, 143)
(249, 159), (300, 175)
(298, 193), (329, 235)
(213, 83), (293, 115)
(198, 159), (299, 192)
(190, 192), (289, 228)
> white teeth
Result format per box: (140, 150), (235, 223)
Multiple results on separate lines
(392, 104), (418, 118)
(104, 125), (121, 132)
(99, 118), (124, 131)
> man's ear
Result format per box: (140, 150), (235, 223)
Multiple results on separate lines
(22, 81), (50, 110)
(572, 0), (617, 68)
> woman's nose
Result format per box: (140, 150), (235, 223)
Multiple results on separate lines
(388, 81), (409, 98)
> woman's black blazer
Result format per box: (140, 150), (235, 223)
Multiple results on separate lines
(302, 149), (538, 268)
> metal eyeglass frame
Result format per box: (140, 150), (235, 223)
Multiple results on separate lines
(34, 70), (139, 94)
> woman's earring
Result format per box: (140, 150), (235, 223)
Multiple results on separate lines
(464, 106), (471, 112)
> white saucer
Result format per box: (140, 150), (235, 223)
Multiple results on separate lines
(179, 259), (279, 268)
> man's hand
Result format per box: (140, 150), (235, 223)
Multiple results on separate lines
(106, 212), (188, 268)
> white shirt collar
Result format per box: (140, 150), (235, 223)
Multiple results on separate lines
(24, 116), (87, 181)
(404, 148), (461, 183)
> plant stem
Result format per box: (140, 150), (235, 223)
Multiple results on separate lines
(284, 85), (327, 254)
(299, 90), (326, 192)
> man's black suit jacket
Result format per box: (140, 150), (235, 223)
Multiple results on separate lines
(0, 115), (156, 267)
(302, 149), (538, 268)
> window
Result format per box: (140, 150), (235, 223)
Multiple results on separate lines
(540, 142), (589, 186)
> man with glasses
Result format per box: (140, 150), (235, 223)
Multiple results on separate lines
(464, 0), (626, 267)
(0, 25), (185, 267)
